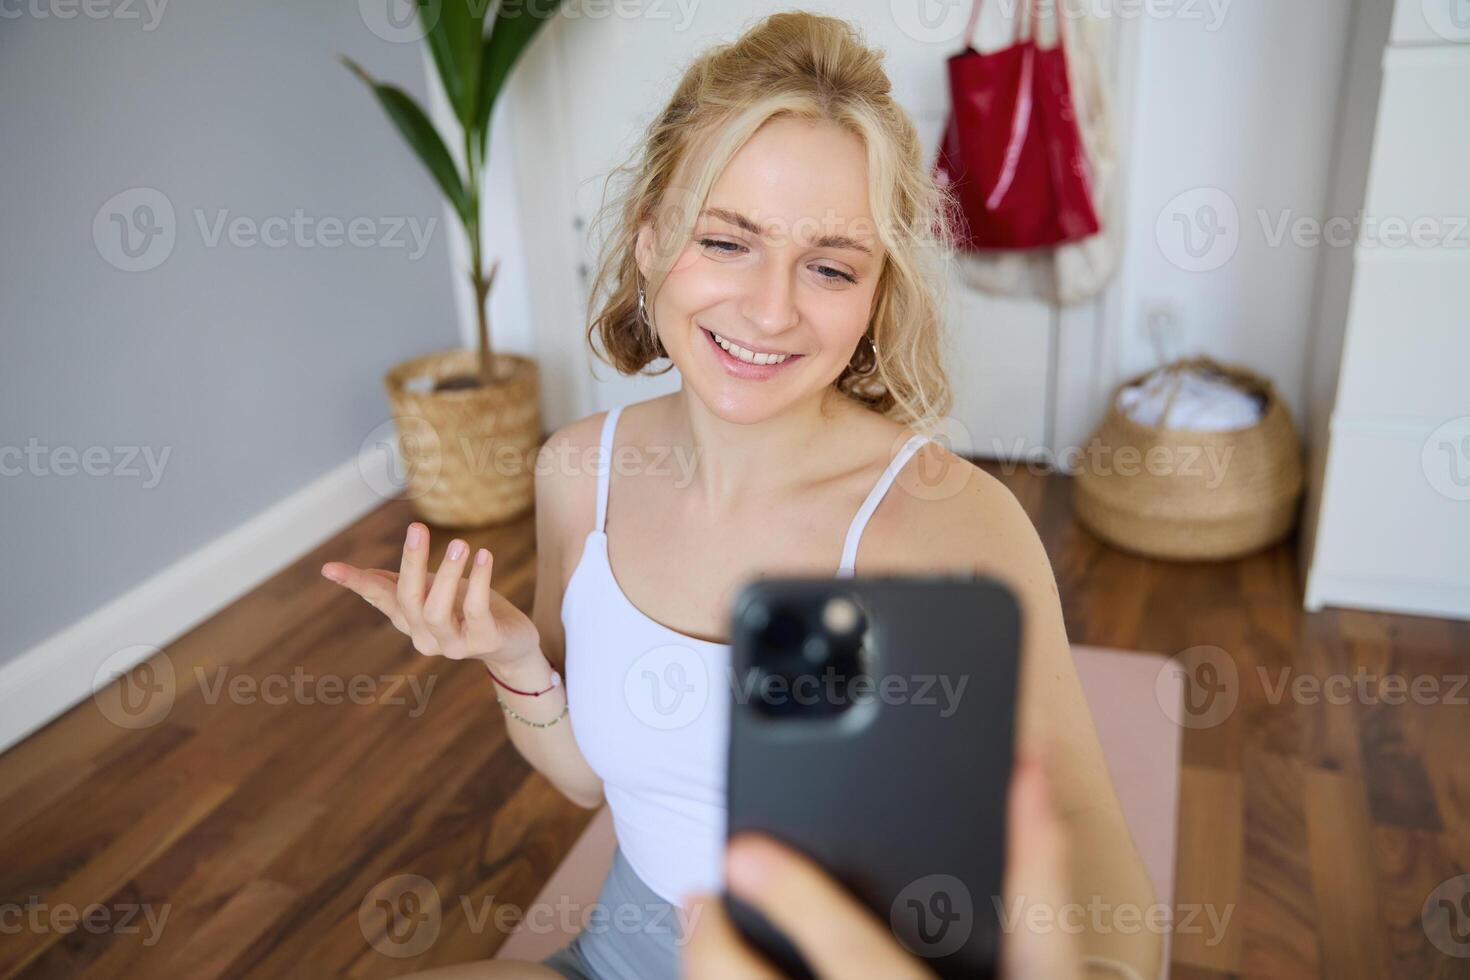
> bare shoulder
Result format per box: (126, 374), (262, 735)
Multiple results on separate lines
(534, 410), (606, 536)
(534, 396), (668, 544)
(872, 439), (1054, 587)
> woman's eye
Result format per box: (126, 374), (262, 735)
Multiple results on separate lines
(697, 237), (744, 254)
(814, 265), (858, 285)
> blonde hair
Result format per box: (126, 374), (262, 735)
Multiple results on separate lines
(584, 11), (957, 430)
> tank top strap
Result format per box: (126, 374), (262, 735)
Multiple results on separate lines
(594, 405), (623, 533)
(836, 432), (934, 577)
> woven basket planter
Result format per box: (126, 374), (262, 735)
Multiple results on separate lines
(383, 349), (541, 528)
(1072, 357), (1304, 561)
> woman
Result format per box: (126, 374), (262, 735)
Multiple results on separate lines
(322, 12), (1159, 979)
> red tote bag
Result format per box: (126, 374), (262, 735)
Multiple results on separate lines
(935, 0), (1101, 250)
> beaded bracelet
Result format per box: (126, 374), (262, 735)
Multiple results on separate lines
(497, 696), (568, 729)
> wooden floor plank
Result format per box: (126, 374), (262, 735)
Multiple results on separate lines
(1304, 768), (1391, 980)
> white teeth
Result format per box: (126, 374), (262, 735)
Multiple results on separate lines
(710, 330), (791, 366)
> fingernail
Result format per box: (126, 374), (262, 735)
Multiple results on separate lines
(475, 548), (489, 566)
(406, 524), (423, 548)
(447, 540), (466, 561)
(321, 564), (342, 583)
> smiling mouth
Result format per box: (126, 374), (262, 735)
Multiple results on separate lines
(700, 327), (802, 366)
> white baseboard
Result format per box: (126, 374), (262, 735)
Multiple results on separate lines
(1304, 569), (1470, 622)
(0, 448), (400, 756)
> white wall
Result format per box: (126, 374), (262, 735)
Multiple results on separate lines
(1111, 0), (1354, 429)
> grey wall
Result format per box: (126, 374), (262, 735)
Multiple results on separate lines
(0, 0), (461, 665)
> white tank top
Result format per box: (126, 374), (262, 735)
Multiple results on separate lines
(560, 404), (934, 905)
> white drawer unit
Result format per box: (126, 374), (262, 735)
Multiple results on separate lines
(1360, 46), (1470, 222)
(1303, 0), (1470, 620)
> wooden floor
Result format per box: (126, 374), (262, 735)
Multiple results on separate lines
(1, 464), (1466, 979)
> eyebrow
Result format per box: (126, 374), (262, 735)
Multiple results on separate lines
(701, 207), (874, 255)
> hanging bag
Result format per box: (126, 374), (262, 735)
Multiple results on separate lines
(935, 0), (1101, 250)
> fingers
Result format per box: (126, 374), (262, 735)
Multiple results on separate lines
(321, 562), (409, 633)
(397, 523), (432, 651)
(722, 835), (930, 979)
(421, 538), (471, 658)
(678, 891), (780, 980)
(1000, 746), (1082, 980)
(462, 548), (498, 653)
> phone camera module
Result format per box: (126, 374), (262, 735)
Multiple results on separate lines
(747, 594), (871, 719)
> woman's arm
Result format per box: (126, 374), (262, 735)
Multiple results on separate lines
(491, 429), (607, 809)
(893, 447), (1161, 978)
(960, 467), (1163, 979)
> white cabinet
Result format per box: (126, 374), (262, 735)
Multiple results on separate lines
(1302, 2), (1470, 620)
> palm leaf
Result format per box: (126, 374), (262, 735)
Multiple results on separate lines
(342, 57), (471, 226)
(422, 0), (487, 129)
(475, 1), (560, 153)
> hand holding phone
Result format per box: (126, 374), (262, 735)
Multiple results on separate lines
(721, 576), (1024, 979)
(683, 748), (1084, 980)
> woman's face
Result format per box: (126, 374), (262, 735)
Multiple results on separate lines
(635, 115), (885, 423)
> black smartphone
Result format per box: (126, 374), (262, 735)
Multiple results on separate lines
(723, 575), (1022, 980)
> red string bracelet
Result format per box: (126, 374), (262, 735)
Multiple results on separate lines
(486, 666), (561, 697)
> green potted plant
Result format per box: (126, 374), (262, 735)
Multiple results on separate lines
(344, 0), (562, 526)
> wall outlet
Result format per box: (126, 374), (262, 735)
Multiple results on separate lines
(1144, 302), (1184, 365)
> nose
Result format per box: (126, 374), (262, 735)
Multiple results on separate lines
(737, 263), (799, 335)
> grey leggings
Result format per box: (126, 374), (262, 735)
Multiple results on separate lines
(540, 847), (683, 980)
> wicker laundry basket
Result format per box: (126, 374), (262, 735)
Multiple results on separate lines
(383, 349), (541, 527)
(1072, 357), (1304, 561)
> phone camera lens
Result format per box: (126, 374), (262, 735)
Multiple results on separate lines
(747, 595), (870, 719)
